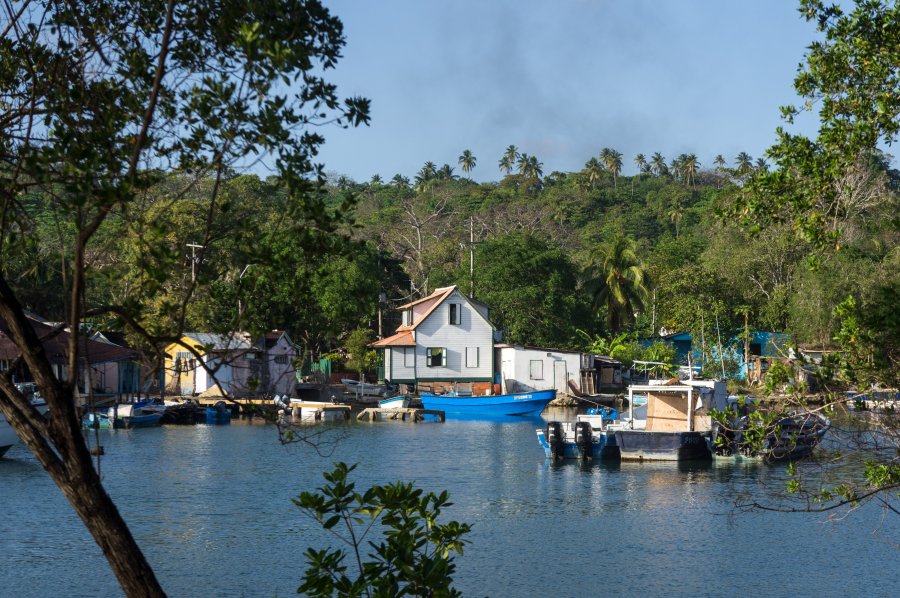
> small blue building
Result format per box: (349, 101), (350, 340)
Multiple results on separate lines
(643, 330), (790, 379)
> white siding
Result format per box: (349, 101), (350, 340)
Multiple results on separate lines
(264, 336), (297, 396)
(388, 346), (417, 381)
(414, 290), (492, 380)
(496, 346), (582, 394)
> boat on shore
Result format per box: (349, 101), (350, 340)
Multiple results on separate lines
(341, 378), (394, 402)
(378, 395), (410, 409)
(421, 389), (555, 417)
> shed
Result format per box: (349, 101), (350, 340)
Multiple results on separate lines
(495, 344), (583, 397)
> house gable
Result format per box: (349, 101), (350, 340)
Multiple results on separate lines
(377, 286), (494, 385)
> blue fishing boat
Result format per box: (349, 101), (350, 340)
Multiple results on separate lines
(536, 408), (620, 460)
(420, 389), (555, 416)
(205, 401), (232, 424)
(117, 412), (163, 428)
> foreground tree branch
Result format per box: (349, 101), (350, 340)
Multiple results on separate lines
(0, 2), (369, 595)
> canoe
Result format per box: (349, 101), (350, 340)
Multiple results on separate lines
(420, 389), (555, 417)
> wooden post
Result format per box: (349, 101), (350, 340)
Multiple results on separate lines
(687, 388), (693, 432)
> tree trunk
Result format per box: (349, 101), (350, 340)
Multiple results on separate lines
(59, 459), (167, 597)
(10, 389), (167, 597)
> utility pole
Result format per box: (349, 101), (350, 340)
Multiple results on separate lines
(469, 216), (475, 299)
(378, 292), (386, 338)
(237, 265), (251, 320)
(187, 243), (204, 283)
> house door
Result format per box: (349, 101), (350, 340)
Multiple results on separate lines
(501, 360), (514, 394)
(554, 360), (568, 397)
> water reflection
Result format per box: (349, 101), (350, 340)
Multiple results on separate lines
(2, 416), (898, 597)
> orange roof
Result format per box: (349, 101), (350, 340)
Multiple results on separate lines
(397, 286), (456, 309)
(396, 286), (456, 332)
(370, 330), (415, 347)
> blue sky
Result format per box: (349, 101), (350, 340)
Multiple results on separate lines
(313, 1), (821, 183)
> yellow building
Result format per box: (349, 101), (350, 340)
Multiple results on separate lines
(163, 332), (255, 396)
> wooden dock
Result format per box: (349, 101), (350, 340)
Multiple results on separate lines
(357, 407), (445, 423)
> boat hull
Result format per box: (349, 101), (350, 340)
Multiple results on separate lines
(0, 420), (16, 457)
(117, 412), (163, 428)
(421, 389), (555, 416)
(378, 396), (410, 409)
(614, 430), (712, 461)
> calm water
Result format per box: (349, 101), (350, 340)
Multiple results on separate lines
(2, 411), (897, 597)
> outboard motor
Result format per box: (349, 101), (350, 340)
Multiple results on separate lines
(546, 422), (565, 460)
(574, 421), (594, 461)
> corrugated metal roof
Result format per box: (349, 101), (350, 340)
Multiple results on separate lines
(184, 332), (253, 351)
(0, 316), (138, 364)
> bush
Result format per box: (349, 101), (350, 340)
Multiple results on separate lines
(295, 463), (471, 597)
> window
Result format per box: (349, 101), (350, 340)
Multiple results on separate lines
(403, 347), (414, 367)
(465, 347), (479, 368)
(426, 347), (447, 367)
(176, 351), (192, 373)
(274, 355), (289, 365)
(402, 309), (412, 326)
(529, 360), (544, 380)
(448, 303), (461, 325)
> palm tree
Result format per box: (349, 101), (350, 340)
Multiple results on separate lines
(668, 201), (685, 237)
(634, 153), (646, 177)
(585, 234), (651, 334)
(526, 155), (543, 182)
(735, 152), (753, 175)
(681, 153), (700, 186)
(414, 161), (437, 192)
(499, 145), (519, 175)
(600, 148), (623, 187)
(516, 152), (529, 176)
(436, 163), (457, 180)
(419, 161), (437, 179)
(584, 157), (603, 189)
(754, 157), (769, 172)
(517, 153), (543, 187)
(713, 154), (727, 171)
(369, 174), (383, 185)
(391, 174), (410, 188)
(650, 152), (667, 176)
(458, 149), (476, 178)
(670, 155), (684, 182)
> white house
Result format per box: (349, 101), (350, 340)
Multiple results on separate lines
(256, 330), (298, 396)
(371, 286), (495, 392)
(495, 344), (583, 397)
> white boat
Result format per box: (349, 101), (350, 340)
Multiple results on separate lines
(341, 378), (391, 398)
(1, 394), (49, 458)
(606, 383), (717, 461)
(378, 396), (410, 409)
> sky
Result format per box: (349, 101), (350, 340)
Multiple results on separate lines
(311, 0), (822, 183)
